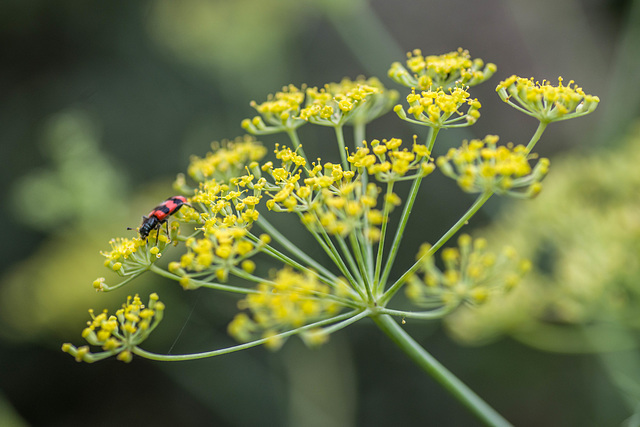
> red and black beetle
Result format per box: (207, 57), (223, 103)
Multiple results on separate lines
(132, 196), (191, 244)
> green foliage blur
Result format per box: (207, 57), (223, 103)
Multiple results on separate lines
(1, 0), (638, 425)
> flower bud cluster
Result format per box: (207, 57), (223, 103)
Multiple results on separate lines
(496, 76), (600, 123)
(406, 235), (531, 308)
(436, 135), (549, 197)
(242, 84), (307, 134)
(62, 293), (164, 363)
(394, 86), (482, 129)
(388, 48), (496, 91)
(348, 137), (434, 182)
(228, 269), (352, 350)
(243, 77), (398, 133)
(174, 230), (269, 284)
(187, 135), (267, 183)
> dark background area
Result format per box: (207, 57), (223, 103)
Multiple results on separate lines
(1, 0), (638, 426)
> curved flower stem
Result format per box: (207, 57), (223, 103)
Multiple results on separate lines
(319, 308), (372, 334)
(98, 270), (147, 292)
(334, 125), (349, 170)
(132, 309), (364, 361)
(373, 314), (513, 427)
(379, 191), (492, 305)
(525, 121), (548, 153)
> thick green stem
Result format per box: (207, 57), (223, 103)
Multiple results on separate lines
(373, 314), (512, 427)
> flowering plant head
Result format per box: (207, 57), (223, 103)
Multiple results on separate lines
(394, 85), (482, 129)
(65, 47), (598, 379)
(62, 294), (164, 363)
(406, 234), (531, 308)
(242, 76), (399, 135)
(496, 76), (600, 123)
(436, 135), (549, 197)
(388, 48), (496, 91)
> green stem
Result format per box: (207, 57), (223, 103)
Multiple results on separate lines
(256, 216), (336, 280)
(376, 305), (456, 319)
(133, 310), (363, 361)
(334, 125), (349, 170)
(354, 122), (366, 148)
(348, 233), (373, 301)
(304, 217), (364, 298)
(334, 233), (366, 291)
(373, 314), (512, 427)
(525, 121), (548, 153)
(378, 128), (439, 294)
(380, 191), (492, 305)
(377, 174), (421, 293)
(425, 126), (439, 152)
(98, 270), (147, 292)
(149, 264), (258, 295)
(373, 181), (395, 293)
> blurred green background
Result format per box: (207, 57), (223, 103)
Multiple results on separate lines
(1, 0), (638, 425)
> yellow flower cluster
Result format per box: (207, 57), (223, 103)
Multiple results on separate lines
(348, 137), (435, 182)
(325, 76), (399, 126)
(436, 135), (549, 197)
(299, 78), (381, 127)
(303, 179), (390, 242)
(243, 77), (398, 135)
(394, 86), (482, 129)
(191, 178), (263, 227)
(388, 48), (497, 90)
(259, 149), (390, 242)
(99, 233), (173, 278)
(228, 269), (351, 349)
(175, 229), (269, 283)
(187, 135), (267, 183)
(406, 235), (531, 308)
(242, 84), (307, 134)
(496, 76), (600, 123)
(62, 293), (165, 363)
